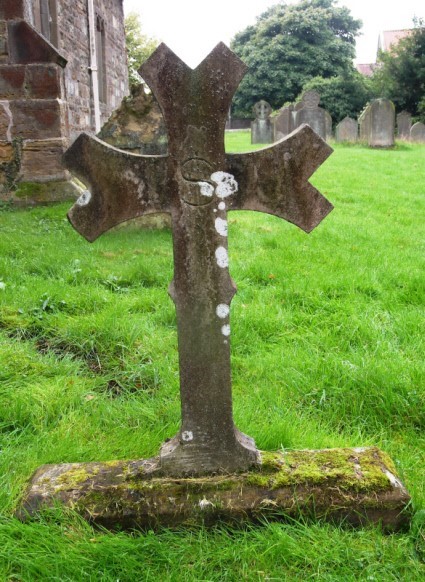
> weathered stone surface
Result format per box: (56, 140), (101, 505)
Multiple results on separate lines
(369, 99), (395, 147)
(0, 104), (12, 140)
(0, 0), (25, 20)
(0, 65), (25, 99)
(251, 100), (273, 144)
(98, 84), (167, 155)
(0, 141), (13, 162)
(18, 447), (411, 531)
(410, 121), (425, 142)
(294, 91), (330, 141)
(21, 138), (67, 181)
(8, 20), (67, 68)
(64, 43), (333, 478)
(397, 111), (412, 139)
(274, 105), (294, 141)
(25, 64), (62, 99)
(10, 99), (63, 139)
(358, 105), (372, 141)
(335, 117), (358, 142)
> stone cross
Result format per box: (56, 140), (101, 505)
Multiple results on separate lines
(64, 43), (333, 476)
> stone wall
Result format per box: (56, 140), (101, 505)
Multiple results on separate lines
(0, 0), (128, 202)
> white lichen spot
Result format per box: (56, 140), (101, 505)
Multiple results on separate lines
(215, 246), (228, 268)
(211, 171), (238, 199)
(198, 181), (214, 197)
(216, 304), (230, 319)
(181, 430), (193, 442)
(199, 497), (214, 510)
(76, 190), (92, 207)
(215, 217), (228, 237)
(218, 201), (226, 211)
(221, 324), (231, 337)
(124, 169), (139, 185)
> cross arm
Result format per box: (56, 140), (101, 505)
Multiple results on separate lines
(225, 124), (333, 233)
(63, 133), (170, 242)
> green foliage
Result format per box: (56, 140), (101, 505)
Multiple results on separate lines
(1, 141), (425, 578)
(125, 12), (159, 87)
(300, 71), (374, 124)
(230, 0), (362, 117)
(371, 19), (425, 121)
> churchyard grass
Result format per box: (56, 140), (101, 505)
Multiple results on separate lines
(0, 137), (424, 580)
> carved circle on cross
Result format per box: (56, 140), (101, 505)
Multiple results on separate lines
(253, 100), (272, 120)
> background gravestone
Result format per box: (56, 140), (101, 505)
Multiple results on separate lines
(274, 104), (294, 141)
(397, 111), (412, 139)
(410, 122), (425, 142)
(251, 99), (273, 144)
(294, 91), (330, 141)
(325, 111), (333, 140)
(369, 98), (395, 147)
(335, 117), (358, 142)
(358, 104), (372, 142)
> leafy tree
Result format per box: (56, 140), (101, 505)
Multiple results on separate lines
(371, 19), (425, 121)
(300, 72), (374, 124)
(230, 0), (362, 117)
(125, 12), (159, 87)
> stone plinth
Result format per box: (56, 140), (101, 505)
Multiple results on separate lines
(17, 447), (411, 531)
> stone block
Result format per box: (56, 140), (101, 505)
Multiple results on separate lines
(10, 99), (63, 139)
(0, 22), (7, 57)
(8, 21), (66, 68)
(0, 0), (25, 20)
(25, 64), (62, 99)
(0, 103), (12, 140)
(0, 141), (14, 162)
(0, 65), (25, 98)
(20, 139), (67, 181)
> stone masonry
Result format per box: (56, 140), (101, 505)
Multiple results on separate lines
(0, 0), (128, 202)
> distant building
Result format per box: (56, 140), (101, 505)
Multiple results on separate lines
(0, 0), (128, 202)
(356, 29), (414, 78)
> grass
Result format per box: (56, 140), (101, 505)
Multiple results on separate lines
(0, 133), (424, 580)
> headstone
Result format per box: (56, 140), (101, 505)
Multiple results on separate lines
(325, 110), (333, 140)
(358, 105), (372, 142)
(62, 44), (333, 477)
(251, 99), (273, 143)
(335, 117), (358, 142)
(410, 121), (425, 142)
(397, 111), (412, 139)
(273, 104), (294, 141)
(369, 98), (395, 147)
(294, 90), (331, 141)
(18, 44), (411, 531)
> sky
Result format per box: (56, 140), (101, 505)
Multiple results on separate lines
(123, 0), (424, 67)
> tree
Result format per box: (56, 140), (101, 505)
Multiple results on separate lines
(300, 72), (374, 124)
(371, 19), (425, 121)
(125, 12), (159, 87)
(230, 0), (362, 117)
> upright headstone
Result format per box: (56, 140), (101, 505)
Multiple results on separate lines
(325, 110), (333, 141)
(251, 99), (273, 144)
(335, 117), (358, 142)
(369, 98), (395, 147)
(17, 44), (412, 532)
(358, 105), (372, 142)
(410, 122), (425, 142)
(274, 104), (294, 141)
(294, 91), (331, 141)
(397, 111), (412, 139)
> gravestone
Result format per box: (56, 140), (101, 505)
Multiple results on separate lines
(294, 91), (330, 141)
(369, 98), (395, 147)
(410, 121), (425, 142)
(273, 104), (294, 141)
(251, 99), (273, 143)
(397, 111), (412, 139)
(325, 111), (333, 140)
(358, 105), (372, 142)
(335, 117), (358, 142)
(18, 43), (411, 530)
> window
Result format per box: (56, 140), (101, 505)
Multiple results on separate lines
(35, 0), (58, 47)
(96, 15), (107, 104)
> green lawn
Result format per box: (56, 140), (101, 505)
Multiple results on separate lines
(0, 135), (424, 580)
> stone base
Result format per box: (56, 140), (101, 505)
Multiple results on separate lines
(1, 179), (79, 205)
(16, 447), (411, 531)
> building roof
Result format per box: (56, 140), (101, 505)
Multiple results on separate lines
(356, 63), (375, 77)
(378, 29), (413, 53)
